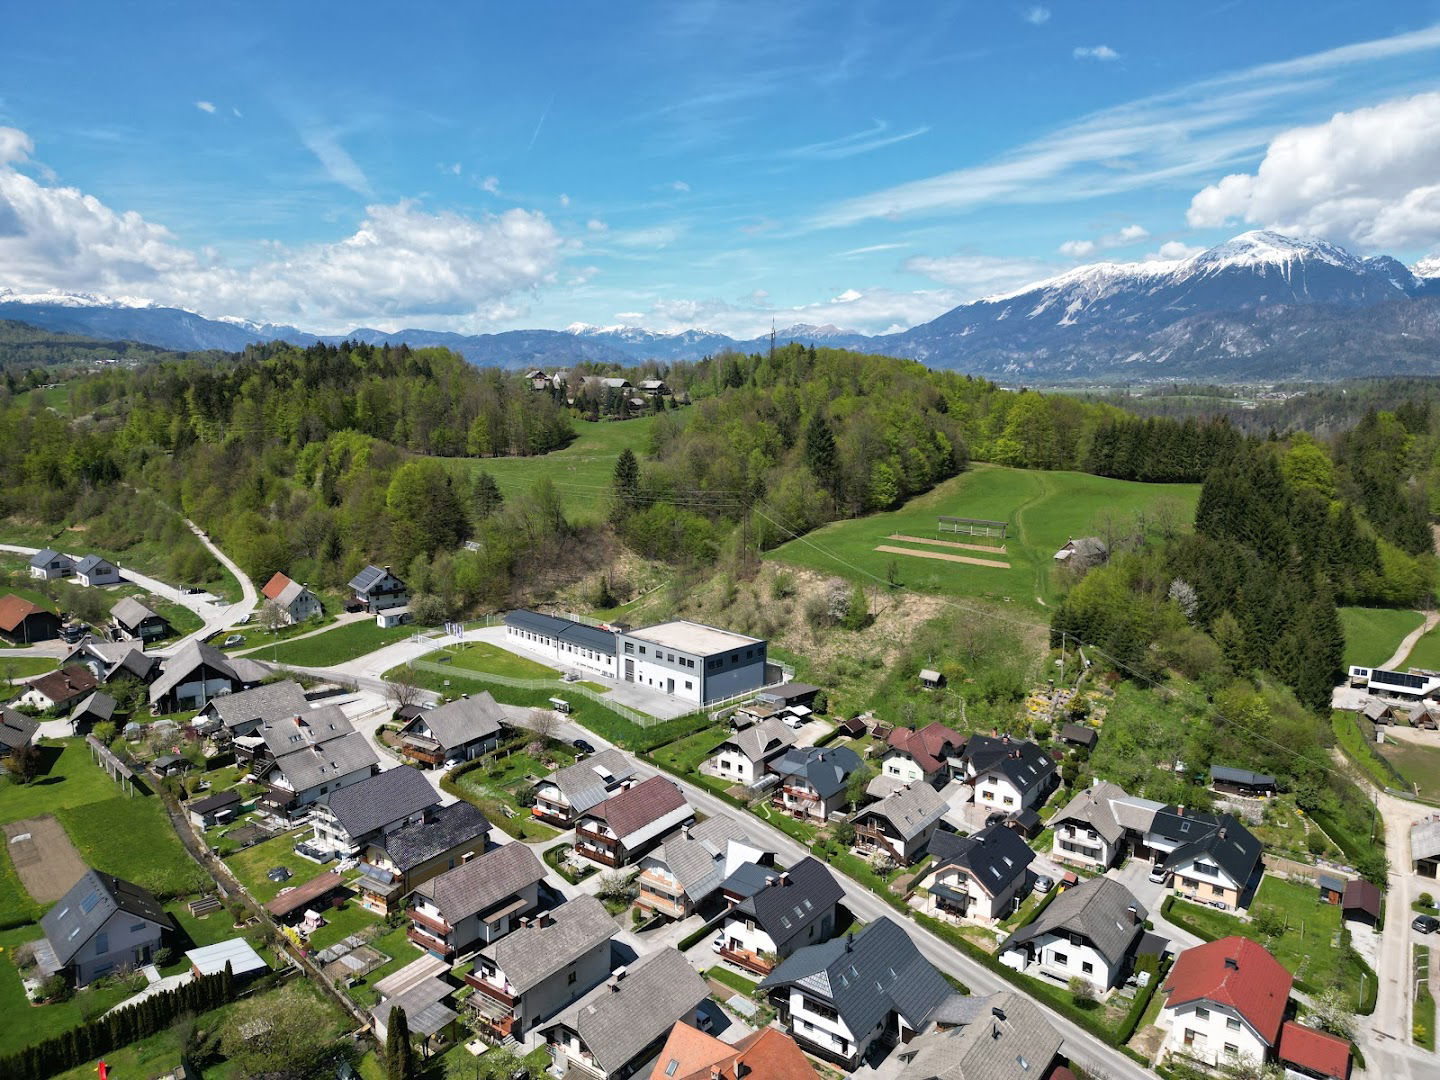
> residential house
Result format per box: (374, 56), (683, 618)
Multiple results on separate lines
(1341, 878), (1382, 928)
(260, 572), (323, 624)
(148, 640), (268, 713)
(999, 876), (1153, 994)
(637, 814), (773, 919)
(248, 706), (379, 816)
(357, 800), (491, 914)
(37, 869), (174, 986)
(1278, 1021), (1353, 1080)
(407, 841), (544, 957)
(463, 894), (615, 1040)
(532, 748), (636, 827)
(1147, 807), (1262, 910)
(398, 692), (506, 768)
(541, 948), (708, 1080)
(348, 564), (409, 612)
(1352, 667), (1440, 702)
(755, 683), (823, 711)
(504, 609), (620, 682)
(639, 378), (670, 397)
(1210, 765), (1276, 798)
(110, 597), (170, 643)
(881, 722), (966, 787)
(647, 1021), (820, 1080)
(187, 789), (242, 829)
(717, 856), (843, 975)
(309, 765), (439, 858)
(703, 716), (795, 786)
(1160, 936), (1291, 1069)
(64, 639), (160, 686)
(1059, 722), (1097, 750)
(894, 990), (1064, 1080)
(758, 917), (959, 1069)
(574, 775), (692, 867)
(851, 781), (949, 865)
(1049, 781), (1130, 870)
(73, 554), (122, 587)
(916, 824), (1036, 923)
(17, 664), (98, 711)
(1410, 817), (1440, 878)
(68, 691), (116, 735)
(370, 957), (461, 1059)
(961, 735), (1057, 814)
(525, 368), (550, 390)
(0, 594), (61, 644)
(1053, 537), (1108, 568)
(0, 706), (39, 761)
(28, 548), (74, 580)
(198, 679), (310, 740)
(770, 745), (864, 821)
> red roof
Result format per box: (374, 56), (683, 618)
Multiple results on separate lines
(1341, 878), (1382, 920)
(0, 594), (48, 633)
(1279, 1021), (1351, 1079)
(262, 571), (294, 602)
(1162, 936), (1292, 1044)
(648, 1021), (819, 1080)
(591, 775), (688, 839)
(886, 721), (965, 775)
(26, 664), (98, 706)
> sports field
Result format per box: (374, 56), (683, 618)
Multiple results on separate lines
(451, 413), (675, 522)
(765, 463), (1199, 616)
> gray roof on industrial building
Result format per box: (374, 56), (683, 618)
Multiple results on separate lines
(504, 609), (617, 655)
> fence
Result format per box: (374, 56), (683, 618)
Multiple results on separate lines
(409, 658), (660, 727)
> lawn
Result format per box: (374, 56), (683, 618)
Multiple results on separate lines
(651, 724), (729, 776)
(223, 830), (325, 902)
(452, 747), (573, 843)
(1340, 606), (1426, 669)
(0, 655), (58, 680)
(0, 739), (133, 823)
(451, 413), (675, 522)
(0, 924), (134, 1057)
(445, 641), (561, 679)
(306, 894), (383, 953)
(159, 899), (262, 976)
(705, 965), (760, 996)
(1401, 623), (1440, 672)
(0, 844), (41, 929)
(55, 794), (207, 898)
(766, 463), (1199, 616)
(1416, 945), (1435, 1050)
(342, 923), (420, 1008)
(264, 619), (422, 667)
(1372, 739), (1440, 803)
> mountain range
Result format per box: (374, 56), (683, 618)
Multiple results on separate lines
(4, 231), (1440, 382)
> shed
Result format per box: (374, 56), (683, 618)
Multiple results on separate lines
(1341, 878), (1382, 927)
(266, 870), (344, 920)
(186, 938), (268, 980)
(1059, 722), (1097, 749)
(1209, 764), (1277, 797)
(152, 754), (193, 776)
(1317, 875), (1344, 904)
(377, 606), (412, 629)
(188, 789), (243, 829)
(918, 668), (944, 690)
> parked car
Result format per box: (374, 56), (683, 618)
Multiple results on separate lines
(60, 623), (87, 643)
(1413, 914), (1439, 934)
(222, 633), (245, 647)
(985, 811), (1007, 827)
(711, 931), (725, 953)
(1032, 874), (1055, 895)
(572, 738), (596, 755)
(1148, 864), (1168, 884)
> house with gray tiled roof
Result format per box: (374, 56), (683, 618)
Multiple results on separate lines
(354, 800), (491, 916)
(770, 744), (864, 821)
(36, 869), (174, 986)
(73, 554), (121, 587)
(67, 690), (116, 735)
(198, 679), (309, 738)
(0, 706), (39, 759)
(533, 748), (635, 826)
(148, 640), (266, 712)
(915, 824), (1035, 923)
(895, 990), (1063, 1080)
(851, 781), (948, 864)
(704, 716), (795, 786)
(309, 765), (439, 857)
(110, 596), (169, 642)
(637, 814), (774, 919)
(398, 692), (506, 768)
(407, 839), (542, 956)
(574, 775), (693, 868)
(999, 875), (1156, 993)
(1049, 780), (1131, 870)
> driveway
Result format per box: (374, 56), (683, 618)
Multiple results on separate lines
(1107, 858), (1202, 950)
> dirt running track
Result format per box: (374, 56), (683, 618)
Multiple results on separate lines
(887, 533), (1007, 555)
(4, 815), (87, 903)
(875, 544), (1011, 570)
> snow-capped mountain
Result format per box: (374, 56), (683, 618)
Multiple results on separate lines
(4, 230), (1440, 380)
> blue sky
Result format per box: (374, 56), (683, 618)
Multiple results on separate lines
(3, 1), (1440, 336)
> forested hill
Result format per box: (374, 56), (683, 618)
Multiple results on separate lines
(0, 318), (211, 377)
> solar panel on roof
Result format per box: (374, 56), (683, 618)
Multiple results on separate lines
(80, 889), (101, 913)
(1374, 669), (1428, 689)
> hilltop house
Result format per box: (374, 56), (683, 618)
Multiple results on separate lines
(646, 1022), (820, 1080)
(525, 368), (550, 390)
(397, 693), (506, 768)
(916, 824), (1035, 923)
(639, 378), (670, 397)
(894, 990), (1064, 1080)
(1209, 765), (1276, 798)
(716, 856), (843, 976)
(28, 548), (74, 580)
(407, 841), (545, 956)
(17, 664), (99, 712)
(463, 895), (616, 1041)
(1054, 537), (1108, 569)
(0, 594), (61, 644)
(703, 716), (795, 785)
(541, 948), (709, 1080)
(999, 876), (1154, 994)
(532, 748), (636, 827)
(851, 781), (949, 864)
(881, 722), (966, 787)
(110, 597), (170, 642)
(1160, 936), (1291, 1068)
(770, 745), (864, 821)
(37, 870), (174, 986)
(348, 564), (409, 612)
(961, 735), (1057, 813)
(260, 572), (323, 624)
(758, 917), (958, 1069)
(73, 554), (122, 587)
(198, 679), (310, 740)
(574, 775), (692, 867)
(148, 640), (268, 713)
(637, 814), (774, 919)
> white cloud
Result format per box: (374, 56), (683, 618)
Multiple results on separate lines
(1187, 90), (1440, 249)
(786, 120), (930, 160)
(232, 107), (243, 119)
(0, 127), (33, 165)
(300, 127), (373, 197)
(906, 252), (1053, 297)
(614, 311), (645, 321)
(585, 218), (608, 233)
(439, 162), (462, 176)
(1073, 45), (1120, 61)
(1023, 6), (1051, 26)
(480, 175), (501, 195)
(607, 224), (683, 249)
(668, 180), (691, 192)
(1147, 241), (1205, 261)
(1114, 223), (1149, 242)
(838, 242), (907, 257)
(195, 101), (217, 114)
(808, 23), (1440, 230)
(559, 193), (571, 207)
(1058, 223), (1149, 258)
(1058, 239), (1096, 257)
(629, 286), (961, 338)
(832, 288), (863, 303)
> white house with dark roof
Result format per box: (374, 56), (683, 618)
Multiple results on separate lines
(961, 735), (1057, 813)
(637, 813), (774, 919)
(1144, 806), (1262, 910)
(916, 824), (1035, 923)
(398, 692), (505, 768)
(1000, 876), (1152, 993)
(532, 747), (636, 827)
(28, 548), (74, 580)
(464, 894), (617, 1040)
(407, 840), (544, 956)
(348, 564), (408, 612)
(717, 856), (843, 975)
(73, 554), (121, 587)
(248, 705), (379, 815)
(260, 572), (323, 624)
(199, 679), (310, 739)
(770, 745), (864, 822)
(703, 716), (795, 785)
(1049, 780), (1131, 870)
(148, 640), (267, 712)
(505, 609), (618, 681)
(309, 764), (439, 857)
(851, 781), (948, 864)
(37, 869), (174, 986)
(541, 947), (708, 1080)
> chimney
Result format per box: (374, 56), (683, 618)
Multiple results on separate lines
(1224, 956), (1239, 971)
(735, 1062), (749, 1080)
(1127, 906), (1139, 924)
(845, 932), (854, 952)
(711, 1070), (722, 1080)
(780, 871), (791, 887)
(1177, 805), (1185, 816)
(383, 565), (392, 573)
(765, 874), (780, 889)
(519, 917), (531, 928)
(536, 912), (552, 928)
(1218, 827), (1227, 840)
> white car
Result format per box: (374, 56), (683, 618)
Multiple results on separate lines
(1148, 865), (1168, 884)
(222, 633), (245, 647)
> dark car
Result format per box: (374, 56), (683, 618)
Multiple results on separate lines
(60, 623), (87, 644)
(572, 739), (596, 755)
(1413, 914), (1439, 934)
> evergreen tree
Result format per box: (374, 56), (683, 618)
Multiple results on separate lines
(386, 1006), (415, 1080)
(803, 413), (842, 505)
(472, 470), (504, 520)
(611, 447), (640, 522)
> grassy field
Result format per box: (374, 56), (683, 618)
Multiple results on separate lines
(650, 723), (729, 776)
(223, 830), (326, 903)
(0, 655), (58, 679)
(263, 619), (421, 666)
(444, 641), (560, 679)
(452, 744), (576, 842)
(0, 925), (135, 1057)
(1341, 607), (1426, 668)
(451, 414), (670, 522)
(1373, 740), (1440, 803)
(1401, 622), (1440, 672)
(0, 844), (41, 928)
(0, 740), (132, 822)
(55, 794), (206, 898)
(766, 463), (1199, 615)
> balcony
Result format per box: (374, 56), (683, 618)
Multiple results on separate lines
(637, 888), (688, 920)
(719, 946), (773, 975)
(408, 907), (452, 936)
(400, 737), (445, 767)
(531, 802), (572, 827)
(407, 926), (454, 955)
(464, 972), (517, 1008)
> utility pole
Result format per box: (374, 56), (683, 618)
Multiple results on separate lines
(769, 319), (776, 361)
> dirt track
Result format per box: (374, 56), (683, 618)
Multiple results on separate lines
(874, 544), (1011, 570)
(4, 815), (87, 903)
(887, 533), (1007, 555)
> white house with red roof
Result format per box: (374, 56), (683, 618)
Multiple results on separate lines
(1159, 936), (1291, 1068)
(260, 572), (323, 624)
(880, 722), (965, 787)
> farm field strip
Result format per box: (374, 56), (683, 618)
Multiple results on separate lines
(875, 543), (1011, 569)
(886, 533), (1007, 554)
